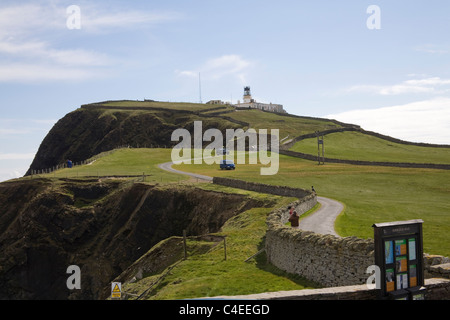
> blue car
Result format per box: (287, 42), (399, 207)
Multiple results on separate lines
(220, 159), (235, 170)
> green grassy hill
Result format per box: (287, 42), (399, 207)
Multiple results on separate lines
(26, 99), (450, 258)
(12, 100), (450, 299)
(290, 130), (450, 164)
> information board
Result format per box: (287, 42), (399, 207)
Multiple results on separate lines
(372, 220), (425, 299)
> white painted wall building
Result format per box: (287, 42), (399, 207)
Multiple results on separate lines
(235, 86), (285, 113)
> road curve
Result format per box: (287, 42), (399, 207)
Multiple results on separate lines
(299, 196), (343, 237)
(158, 161), (212, 181)
(157, 161), (343, 236)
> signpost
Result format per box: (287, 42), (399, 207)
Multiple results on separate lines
(372, 220), (426, 300)
(316, 131), (324, 165)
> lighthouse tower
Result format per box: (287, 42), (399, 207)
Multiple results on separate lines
(243, 86), (253, 103)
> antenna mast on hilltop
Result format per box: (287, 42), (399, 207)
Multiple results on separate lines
(199, 72), (202, 104)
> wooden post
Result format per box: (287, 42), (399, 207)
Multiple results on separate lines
(317, 131), (321, 165)
(322, 134), (325, 164)
(317, 131), (325, 165)
(183, 230), (187, 260)
(223, 237), (227, 261)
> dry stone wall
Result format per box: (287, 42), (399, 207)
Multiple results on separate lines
(212, 177), (311, 199)
(211, 178), (450, 295)
(265, 199), (450, 289)
(265, 201), (374, 287)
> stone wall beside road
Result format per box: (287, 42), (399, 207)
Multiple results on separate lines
(212, 177), (450, 298)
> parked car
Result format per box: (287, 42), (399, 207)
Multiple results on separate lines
(220, 159), (235, 170)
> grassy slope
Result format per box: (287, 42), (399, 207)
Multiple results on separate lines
(32, 102), (449, 257)
(290, 130), (450, 164)
(45, 148), (187, 182)
(126, 185), (319, 300)
(21, 101), (450, 298)
(95, 100), (215, 111)
(175, 153), (450, 258)
(225, 109), (344, 139)
(26, 146), (450, 298)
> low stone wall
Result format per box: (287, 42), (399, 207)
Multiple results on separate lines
(265, 195), (374, 287)
(265, 200), (450, 289)
(279, 149), (450, 170)
(265, 225), (374, 287)
(424, 254), (450, 279)
(207, 278), (450, 300)
(212, 177), (311, 199)
(211, 177), (449, 298)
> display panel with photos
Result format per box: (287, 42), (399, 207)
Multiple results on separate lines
(373, 220), (424, 299)
(383, 237), (419, 292)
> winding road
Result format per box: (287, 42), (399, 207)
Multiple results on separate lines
(158, 161), (213, 182)
(157, 161), (343, 236)
(299, 196), (343, 237)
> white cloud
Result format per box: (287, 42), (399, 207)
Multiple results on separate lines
(0, 4), (63, 38)
(81, 9), (180, 33)
(176, 54), (253, 84)
(404, 77), (450, 86)
(347, 77), (450, 96)
(0, 3), (179, 36)
(0, 118), (56, 136)
(326, 97), (450, 144)
(0, 128), (31, 135)
(0, 167), (28, 182)
(414, 44), (449, 55)
(0, 153), (36, 160)
(0, 39), (112, 66)
(0, 63), (101, 83)
(0, 2), (179, 82)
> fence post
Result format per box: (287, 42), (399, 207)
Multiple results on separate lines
(183, 230), (187, 260)
(223, 237), (227, 261)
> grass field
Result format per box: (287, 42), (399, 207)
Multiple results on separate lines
(28, 144), (450, 299)
(41, 148), (188, 183)
(86, 100), (217, 111)
(290, 130), (450, 164)
(33, 147), (450, 257)
(174, 152), (450, 258)
(225, 109), (345, 140)
(124, 186), (320, 299)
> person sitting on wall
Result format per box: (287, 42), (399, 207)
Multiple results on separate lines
(289, 211), (300, 229)
(288, 206), (294, 215)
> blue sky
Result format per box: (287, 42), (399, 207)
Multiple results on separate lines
(1, 0), (450, 181)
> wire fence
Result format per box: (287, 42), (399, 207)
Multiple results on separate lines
(28, 145), (172, 174)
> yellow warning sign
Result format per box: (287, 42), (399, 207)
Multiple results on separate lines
(111, 282), (121, 299)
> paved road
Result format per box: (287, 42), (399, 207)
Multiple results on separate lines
(158, 161), (343, 236)
(299, 196), (343, 237)
(158, 161), (213, 181)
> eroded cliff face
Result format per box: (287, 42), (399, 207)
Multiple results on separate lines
(26, 106), (241, 175)
(0, 179), (263, 300)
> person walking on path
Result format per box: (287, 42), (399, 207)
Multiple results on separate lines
(289, 210), (300, 229)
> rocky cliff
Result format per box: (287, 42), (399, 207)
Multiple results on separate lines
(26, 103), (242, 175)
(0, 178), (264, 299)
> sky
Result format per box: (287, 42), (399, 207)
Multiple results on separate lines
(1, 0), (450, 182)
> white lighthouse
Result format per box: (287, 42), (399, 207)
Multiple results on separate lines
(237, 86), (285, 113)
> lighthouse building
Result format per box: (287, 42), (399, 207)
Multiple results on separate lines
(236, 86), (285, 113)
